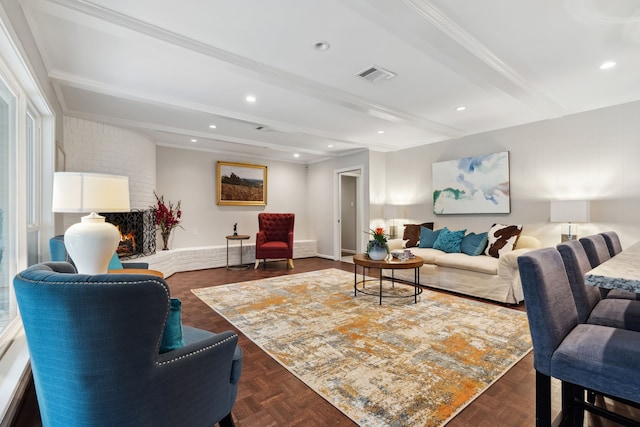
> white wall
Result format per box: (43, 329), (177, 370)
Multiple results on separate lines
(61, 99), (640, 254)
(384, 100), (640, 248)
(61, 116), (156, 230)
(307, 150), (370, 258)
(369, 150), (388, 230)
(155, 146), (310, 249)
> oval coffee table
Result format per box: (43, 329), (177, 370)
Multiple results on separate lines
(352, 253), (424, 305)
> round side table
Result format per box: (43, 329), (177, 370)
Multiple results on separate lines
(226, 235), (250, 270)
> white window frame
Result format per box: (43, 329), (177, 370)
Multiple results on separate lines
(0, 5), (56, 422)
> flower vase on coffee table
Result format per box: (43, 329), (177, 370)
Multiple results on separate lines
(367, 242), (388, 261)
(365, 227), (390, 260)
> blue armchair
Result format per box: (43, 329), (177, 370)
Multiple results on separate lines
(49, 235), (149, 269)
(14, 262), (242, 427)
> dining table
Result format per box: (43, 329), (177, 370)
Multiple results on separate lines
(585, 241), (640, 293)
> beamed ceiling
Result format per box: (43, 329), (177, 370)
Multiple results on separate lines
(19, 0), (640, 163)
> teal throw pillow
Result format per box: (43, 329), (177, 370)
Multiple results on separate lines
(460, 232), (489, 256)
(433, 227), (467, 253)
(107, 252), (123, 270)
(418, 227), (441, 248)
(160, 298), (185, 353)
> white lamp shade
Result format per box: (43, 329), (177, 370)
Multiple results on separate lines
(383, 204), (398, 219)
(549, 200), (590, 223)
(52, 172), (130, 213)
(52, 172), (130, 274)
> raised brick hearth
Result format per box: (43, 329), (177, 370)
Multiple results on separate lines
(134, 239), (317, 277)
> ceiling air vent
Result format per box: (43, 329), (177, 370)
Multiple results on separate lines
(355, 65), (396, 84)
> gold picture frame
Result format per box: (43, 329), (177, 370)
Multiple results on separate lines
(216, 161), (267, 206)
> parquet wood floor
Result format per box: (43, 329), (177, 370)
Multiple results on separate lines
(12, 257), (640, 426)
(165, 258), (558, 427)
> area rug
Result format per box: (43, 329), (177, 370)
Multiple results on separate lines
(192, 268), (532, 427)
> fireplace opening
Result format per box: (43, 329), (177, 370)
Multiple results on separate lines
(101, 209), (156, 258)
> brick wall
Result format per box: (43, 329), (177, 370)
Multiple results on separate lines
(63, 116), (156, 209)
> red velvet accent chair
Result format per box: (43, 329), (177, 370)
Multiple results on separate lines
(255, 213), (295, 269)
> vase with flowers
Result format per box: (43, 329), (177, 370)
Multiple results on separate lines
(151, 192), (183, 250)
(365, 227), (390, 260)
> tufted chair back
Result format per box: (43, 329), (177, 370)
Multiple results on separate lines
(260, 213), (295, 242)
(255, 213), (295, 269)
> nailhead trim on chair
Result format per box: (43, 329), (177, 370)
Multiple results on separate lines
(156, 334), (239, 366)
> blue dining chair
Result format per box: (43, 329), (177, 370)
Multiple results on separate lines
(14, 262), (242, 427)
(518, 248), (640, 426)
(557, 240), (640, 331)
(600, 231), (623, 257)
(579, 234), (640, 301)
(579, 234), (611, 268)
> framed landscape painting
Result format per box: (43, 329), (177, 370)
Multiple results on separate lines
(217, 161), (267, 206)
(432, 151), (510, 214)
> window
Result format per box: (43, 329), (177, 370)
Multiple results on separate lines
(26, 112), (41, 266)
(27, 113), (37, 226)
(0, 8), (55, 419)
(0, 76), (15, 331)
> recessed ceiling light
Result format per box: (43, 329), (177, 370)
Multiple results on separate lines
(313, 41), (330, 51)
(245, 95), (257, 103)
(190, 138), (198, 143)
(377, 130), (385, 134)
(600, 61), (616, 70)
(455, 106), (467, 111)
(293, 153), (300, 158)
(209, 124), (217, 129)
(327, 144), (334, 148)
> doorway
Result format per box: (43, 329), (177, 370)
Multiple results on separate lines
(338, 169), (362, 263)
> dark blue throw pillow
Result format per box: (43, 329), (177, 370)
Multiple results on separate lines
(419, 226), (441, 248)
(460, 232), (489, 256)
(160, 298), (185, 353)
(433, 227), (467, 253)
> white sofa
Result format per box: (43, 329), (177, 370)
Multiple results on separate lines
(383, 235), (542, 304)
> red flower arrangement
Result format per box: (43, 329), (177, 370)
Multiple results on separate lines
(152, 192), (183, 234)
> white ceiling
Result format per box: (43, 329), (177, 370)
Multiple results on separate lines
(20, 0), (640, 164)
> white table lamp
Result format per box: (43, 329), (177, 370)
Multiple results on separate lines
(550, 200), (590, 241)
(52, 172), (130, 274)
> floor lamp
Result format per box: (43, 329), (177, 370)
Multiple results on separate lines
(52, 172), (130, 274)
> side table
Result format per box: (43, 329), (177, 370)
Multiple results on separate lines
(226, 235), (250, 270)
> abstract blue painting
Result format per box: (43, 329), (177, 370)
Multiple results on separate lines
(433, 151), (510, 214)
